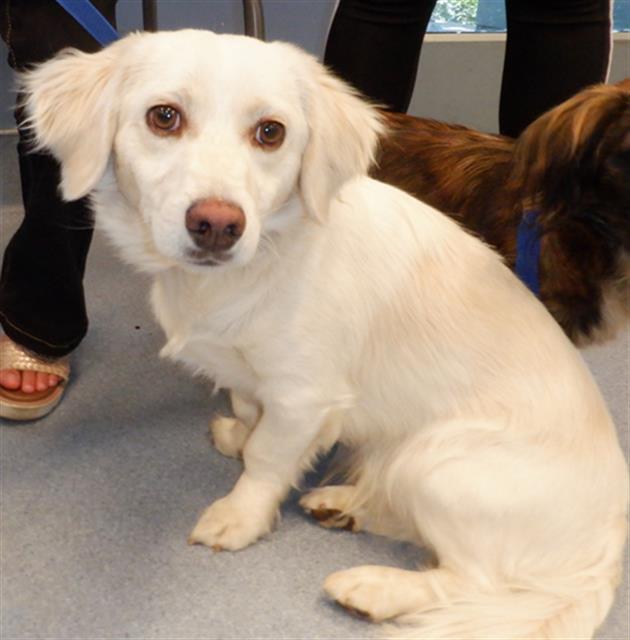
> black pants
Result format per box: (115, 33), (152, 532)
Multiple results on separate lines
(0, 0), (117, 358)
(324, 0), (611, 137)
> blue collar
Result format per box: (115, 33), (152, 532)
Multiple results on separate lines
(515, 210), (541, 297)
(55, 0), (119, 46)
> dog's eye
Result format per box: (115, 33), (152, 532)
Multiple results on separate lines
(254, 120), (285, 149)
(146, 105), (182, 135)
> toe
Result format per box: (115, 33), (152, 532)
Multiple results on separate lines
(0, 369), (22, 390)
(36, 371), (50, 391)
(21, 370), (36, 393)
(48, 374), (61, 387)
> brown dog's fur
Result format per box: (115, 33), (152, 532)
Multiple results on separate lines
(373, 80), (630, 346)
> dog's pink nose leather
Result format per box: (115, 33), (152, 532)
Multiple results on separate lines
(185, 199), (246, 252)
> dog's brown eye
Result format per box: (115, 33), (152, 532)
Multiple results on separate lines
(254, 120), (285, 149)
(147, 105), (182, 135)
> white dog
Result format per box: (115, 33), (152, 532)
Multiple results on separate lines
(22, 30), (628, 639)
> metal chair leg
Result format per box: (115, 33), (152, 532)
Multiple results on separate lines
(243, 0), (265, 40)
(142, 0), (158, 32)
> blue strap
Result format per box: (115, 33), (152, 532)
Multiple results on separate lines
(55, 0), (119, 46)
(515, 210), (541, 297)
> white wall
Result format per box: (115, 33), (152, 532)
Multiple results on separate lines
(409, 34), (630, 132)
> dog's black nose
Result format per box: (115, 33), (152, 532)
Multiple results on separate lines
(185, 199), (246, 252)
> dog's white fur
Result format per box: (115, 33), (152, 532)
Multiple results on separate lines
(22, 30), (628, 639)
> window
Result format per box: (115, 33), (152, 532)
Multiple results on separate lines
(428, 0), (630, 33)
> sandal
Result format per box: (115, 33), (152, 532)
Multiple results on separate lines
(0, 336), (70, 421)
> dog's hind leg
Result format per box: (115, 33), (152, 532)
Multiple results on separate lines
(324, 565), (462, 622)
(210, 390), (261, 459)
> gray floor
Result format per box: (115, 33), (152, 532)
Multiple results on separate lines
(1, 134), (628, 639)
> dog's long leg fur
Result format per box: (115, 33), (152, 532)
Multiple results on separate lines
(191, 391), (335, 550)
(324, 417), (626, 639)
(210, 391), (260, 459)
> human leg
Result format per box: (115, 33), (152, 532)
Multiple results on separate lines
(324, 0), (437, 112)
(500, 0), (611, 137)
(0, 0), (117, 416)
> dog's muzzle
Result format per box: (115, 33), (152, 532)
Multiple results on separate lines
(185, 198), (246, 261)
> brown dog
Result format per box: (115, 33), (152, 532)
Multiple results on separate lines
(373, 80), (630, 346)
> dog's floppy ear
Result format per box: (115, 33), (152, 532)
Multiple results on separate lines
(298, 57), (385, 220)
(19, 42), (124, 201)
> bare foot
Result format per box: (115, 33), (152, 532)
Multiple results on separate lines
(0, 368), (61, 393)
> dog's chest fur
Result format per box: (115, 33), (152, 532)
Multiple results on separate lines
(151, 272), (266, 392)
(149, 242), (313, 395)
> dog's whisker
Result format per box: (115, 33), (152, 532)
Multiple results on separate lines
(259, 232), (280, 259)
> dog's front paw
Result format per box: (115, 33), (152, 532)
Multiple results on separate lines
(188, 495), (276, 551)
(300, 485), (361, 531)
(209, 415), (250, 459)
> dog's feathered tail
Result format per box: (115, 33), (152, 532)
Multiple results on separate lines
(383, 567), (622, 640)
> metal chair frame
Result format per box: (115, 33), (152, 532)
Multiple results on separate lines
(141, 0), (265, 40)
